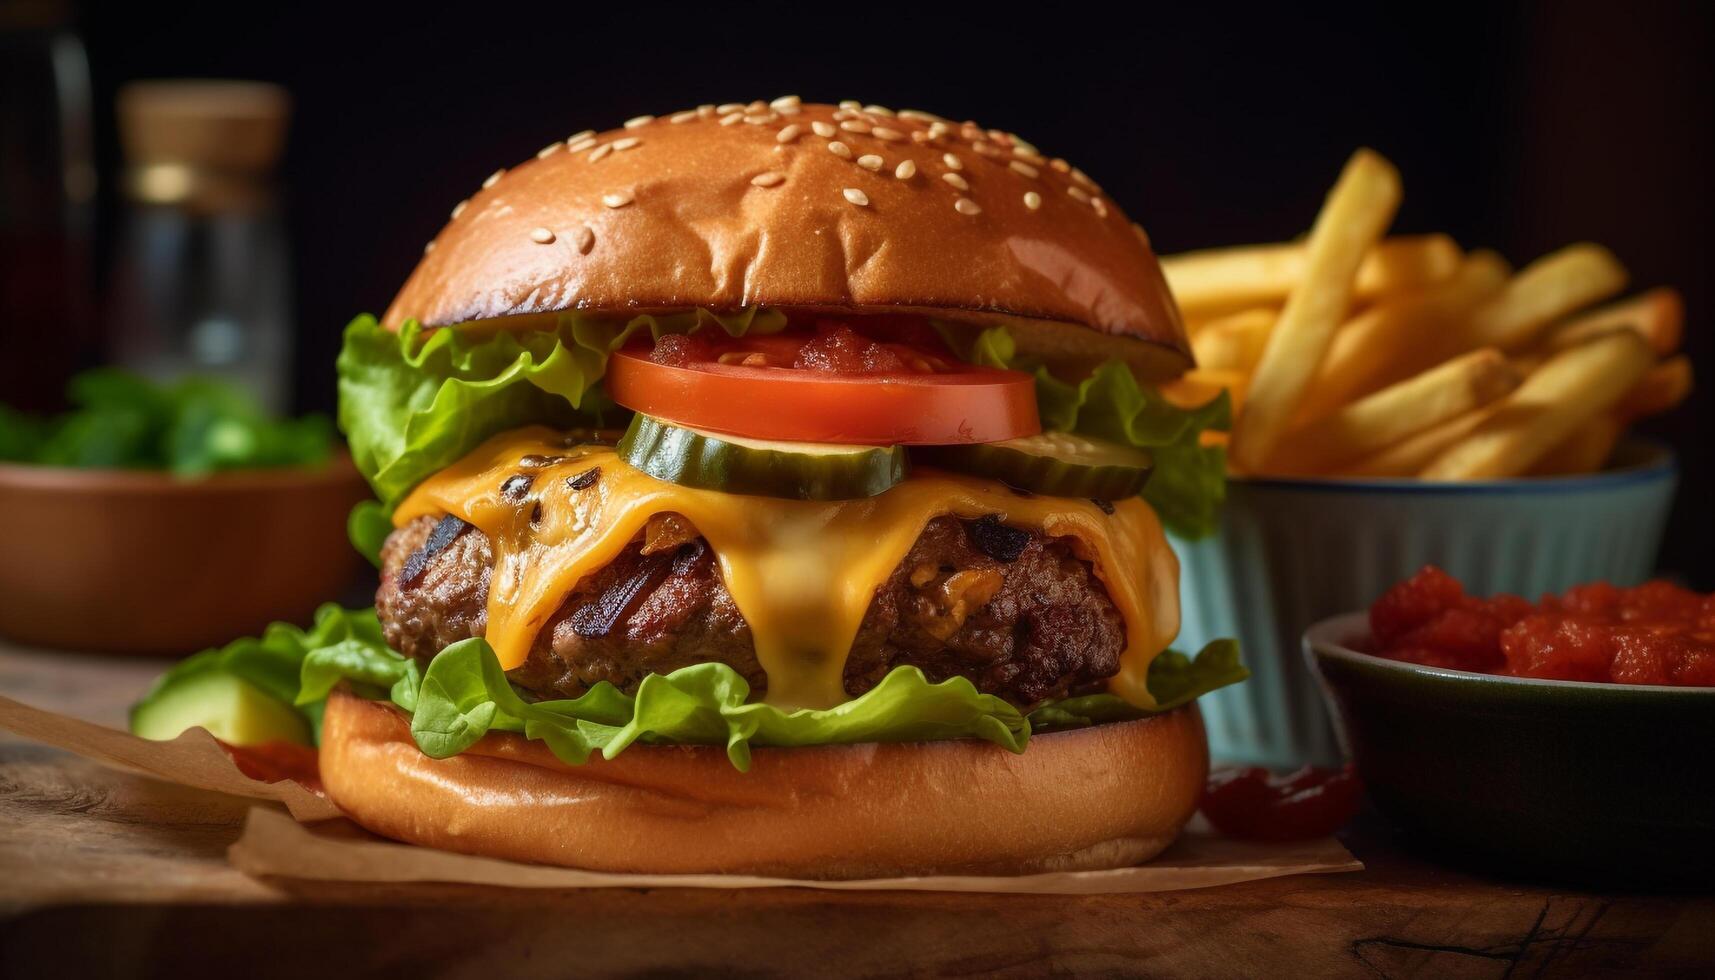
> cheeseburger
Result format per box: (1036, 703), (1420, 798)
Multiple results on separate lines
(134, 96), (1242, 878)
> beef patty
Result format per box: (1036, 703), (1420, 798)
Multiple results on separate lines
(377, 512), (1126, 707)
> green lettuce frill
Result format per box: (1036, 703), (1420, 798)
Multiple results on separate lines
(132, 605), (1247, 772)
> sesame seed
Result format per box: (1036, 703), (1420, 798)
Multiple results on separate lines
(864, 105), (895, 117)
(530, 227), (556, 244)
(1011, 135), (1039, 154)
(669, 110), (698, 124)
(751, 171), (786, 187)
(423, 240), (436, 253)
(1071, 167), (1098, 189)
(577, 226), (596, 254)
(1067, 185), (1090, 203)
(770, 95), (802, 110)
(832, 109), (856, 121)
(1009, 160), (1040, 178)
(894, 160), (917, 179)
(482, 169), (504, 189)
(537, 141), (564, 159)
(589, 144), (613, 162)
(987, 129), (1010, 146)
(568, 137), (598, 153)
(872, 127), (903, 142)
(898, 109), (939, 123)
(942, 172), (970, 190)
(910, 131), (930, 143)
(697, 104), (715, 117)
(602, 191), (634, 208)
(857, 154), (884, 171)
(1024, 191), (1042, 210)
(747, 100), (768, 113)
(1049, 158), (1071, 173)
(624, 114), (654, 129)
(567, 129), (595, 144)
(961, 124), (983, 141)
(1091, 197), (1109, 217)
(827, 140), (853, 159)
(719, 113), (742, 127)
(928, 121), (950, 139)
(972, 140), (999, 156)
(451, 199), (468, 219)
(717, 103), (744, 114)
(838, 100), (861, 110)
(1013, 148), (1046, 166)
(842, 187), (869, 206)
(943, 153), (963, 171)
(811, 120), (837, 138)
(954, 197), (981, 216)
(743, 113), (775, 125)
(776, 124), (802, 143)
(840, 120), (871, 134)
(611, 136), (641, 151)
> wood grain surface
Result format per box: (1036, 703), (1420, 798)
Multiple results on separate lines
(0, 640), (1709, 978)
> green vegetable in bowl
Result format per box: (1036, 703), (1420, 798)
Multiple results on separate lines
(0, 368), (334, 476)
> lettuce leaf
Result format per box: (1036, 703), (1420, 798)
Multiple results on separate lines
(130, 605), (1246, 771)
(960, 327), (1231, 538)
(337, 309), (785, 508)
(2, 368), (334, 476)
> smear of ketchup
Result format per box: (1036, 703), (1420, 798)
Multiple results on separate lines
(217, 740), (324, 795)
(1201, 764), (1362, 841)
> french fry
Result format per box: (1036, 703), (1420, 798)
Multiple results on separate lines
(1345, 406), (1498, 477)
(1420, 331), (1654, 480)
(1295, 251), (1511, 423)
(1190, 308), (1275, 372)
(1529, 417), (1623, 476)
(1529, 355), (1692, 474)
(1231, 149), (1402, 472)
(1461, 243), (1628, 351)
(1163, 234), (1460, 319)
(1540, 287), (1683, 356)
(1161, 368), (1249, 416)
(1269, 349), (1519, 474)
(1616, 355), (1693, 420)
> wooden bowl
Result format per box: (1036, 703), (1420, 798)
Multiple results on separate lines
(0, 456), (371, 655)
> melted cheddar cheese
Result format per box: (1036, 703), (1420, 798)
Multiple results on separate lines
(394, 427), (1181, 710)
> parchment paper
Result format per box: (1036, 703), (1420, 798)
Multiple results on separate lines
(0, 693), (339, 820)
(1, 693), (1362, 894)
(230, 807), (1361, 894)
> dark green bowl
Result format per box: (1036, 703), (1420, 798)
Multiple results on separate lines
(1306, 612), (1715, 888)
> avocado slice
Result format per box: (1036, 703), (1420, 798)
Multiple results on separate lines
(130, 670), (310, 745)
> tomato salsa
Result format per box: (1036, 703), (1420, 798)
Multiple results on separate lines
(1370, 566), (1715, 686)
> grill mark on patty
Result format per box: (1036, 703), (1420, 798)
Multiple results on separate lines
(377, 512), (1126, 708)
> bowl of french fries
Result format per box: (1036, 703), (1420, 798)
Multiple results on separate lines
(1158, 149), (1687, 767)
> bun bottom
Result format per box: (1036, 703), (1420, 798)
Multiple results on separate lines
(319, 691), (1209, 879)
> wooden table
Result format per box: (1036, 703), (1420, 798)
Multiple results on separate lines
(0, 641), (1709, 978)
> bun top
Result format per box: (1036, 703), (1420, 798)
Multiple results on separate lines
(384, 98), (1190, 378)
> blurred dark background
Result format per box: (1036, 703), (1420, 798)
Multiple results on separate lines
(2, 0), (1709, 584)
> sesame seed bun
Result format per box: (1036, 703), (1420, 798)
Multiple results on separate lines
(319, 689), (1209, 878)
(383, 99), (1191, 380)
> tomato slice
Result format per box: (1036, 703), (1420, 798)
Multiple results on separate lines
(606, 335), (1041, 445)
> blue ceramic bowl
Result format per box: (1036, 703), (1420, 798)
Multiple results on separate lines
(1172, 441), (1677, 767)
(1306, 611), (1715, 887)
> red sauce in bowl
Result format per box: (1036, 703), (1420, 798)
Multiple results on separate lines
(1370, 566), (1715, 686)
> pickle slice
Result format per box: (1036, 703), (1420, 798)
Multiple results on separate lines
(617, 415), (908, 500)
(918, 432), (1154, 500)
